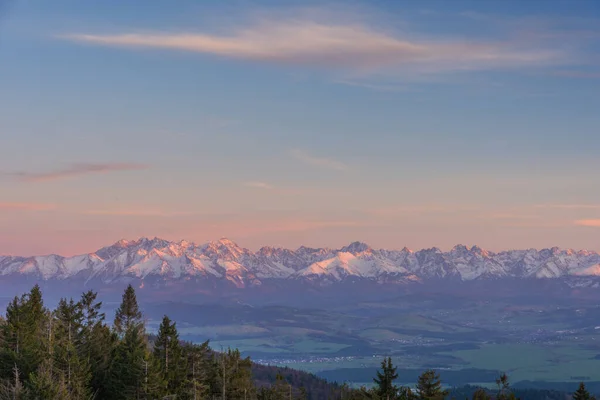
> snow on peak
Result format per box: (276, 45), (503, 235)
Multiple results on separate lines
(1, 238), (600, 285)
(574, 264), (600, 276)
(340, 241), (372, 254)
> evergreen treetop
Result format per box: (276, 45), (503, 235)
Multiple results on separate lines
(113, 284), (143, 336)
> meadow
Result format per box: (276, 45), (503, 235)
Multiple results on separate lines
(143, 293), (600, 390)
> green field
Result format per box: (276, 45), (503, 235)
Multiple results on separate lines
(147, 296), (600, 388)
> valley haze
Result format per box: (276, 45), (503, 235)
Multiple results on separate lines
(3, 237), (600, 391)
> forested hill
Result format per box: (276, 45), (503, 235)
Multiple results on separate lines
(0, 284), (350, 399)
(0, 284), (594, 400)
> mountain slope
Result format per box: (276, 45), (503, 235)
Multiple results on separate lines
(1, 238), (600, 286)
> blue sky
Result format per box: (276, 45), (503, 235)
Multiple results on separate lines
(1, 0), (600, 255)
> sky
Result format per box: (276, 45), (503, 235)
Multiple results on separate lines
(1, 0), (600, 256)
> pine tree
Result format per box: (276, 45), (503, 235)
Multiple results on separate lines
(0, 364), (25, 399)
(212, 348), (254, 400)
(113, 284), (143, 337)
(106, 326), (146, 399)
(26, 358), (71, 400)
(140, 348), (164, 399)
(154, 315), (186, 397)
(495, 373), (513, 400)
(53, 297), (91, 399)
(573, 382), (593, 400)
(415, 370), (447, 400)
(373, 357), (399, 400)
(106, 285), (147, 399)
(272, 372), (291, 400)
(0, 296), (25, 378)
(472, 388), (491, 400)
(183, 341), (210, 400)
(0, 286), (49, 382)
(78, 290), (113, 398)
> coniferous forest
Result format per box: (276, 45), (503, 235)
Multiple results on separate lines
(0, 285), (596, 399)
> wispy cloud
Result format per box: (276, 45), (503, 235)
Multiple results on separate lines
(290, 149), (347, 171)
(535, 204), (600, 210)
(367, 204), (480, 217)
(483, 213), (542, 220)
(243, 181), (274, 190)
(58, 8), (581, 80)
(82, 208), (192, 217)
(0, 202), (56, 211)
(10, 163), (149, 183)
(574, 219), (600, 227)
(551, 70), (600, 79)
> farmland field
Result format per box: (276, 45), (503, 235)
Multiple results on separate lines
(142, 290), (600, 390)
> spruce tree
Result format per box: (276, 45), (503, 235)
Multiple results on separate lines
(53, 297), (91, 399)
(272, 372), (291, 400)
(26, 358), (70, 400)
(106, 285), (147, 399)
(373, 357), (399, 400)
(472, 388), (491, 400)
(495, 373), (513, 400)
(106, 326), (146, 399)
(154, 315), (186, 397)
(415, 370), (447, 400)
(78, 290), (113, 398)
(573, 382), (593, 400)
(212, 348), (254, 400)
(0, 364), (25, 400)
(183, 341), (210, 400)
(0, 296), (25, 377)
(113, 284), (143, 336)
(1, 286), (49, 382)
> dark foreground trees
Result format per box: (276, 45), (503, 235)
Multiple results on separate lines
(0, 284), (596, 400)
(0, 285), (329, 399)
(573, 382), (596, 400)
(0, 285), (253, 399)
(373, 357), (399, 399)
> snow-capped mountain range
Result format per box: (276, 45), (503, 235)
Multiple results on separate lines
(1, 237), (600, 287)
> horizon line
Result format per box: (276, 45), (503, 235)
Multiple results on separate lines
(2, 235), (598, 258)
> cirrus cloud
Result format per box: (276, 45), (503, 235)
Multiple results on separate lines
(574, 219), (600, 227)
(243, 181), (274, 190)
(58, 8), (579, 80)
(290, 149), (347, 171)
(0, 202), (56, 211)
(8, 162), (149, 183)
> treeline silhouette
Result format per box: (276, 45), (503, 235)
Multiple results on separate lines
(0, 284), (346, 399)
(0, 284), (595, 399)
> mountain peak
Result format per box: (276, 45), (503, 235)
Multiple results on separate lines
(340, 241), (372, 253)
(451, 244), (469, 253)
(216, 237), (237, 246)
(114, 239), (131, 247)
(4, 239), (600, 285)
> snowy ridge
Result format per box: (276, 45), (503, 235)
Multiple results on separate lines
(1, 238), (600, 286)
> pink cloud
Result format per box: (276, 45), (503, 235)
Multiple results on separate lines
(367, 204), (479, 217)
(0, 202), (56, 211)
(535, 204), (600, 209)
(243, 181), (274, 189)
(574, 219), (600, 227)
(12, 162), (149, 183)
(290, 149), (347, 171)
(82, 208), (192, 217)
(60, 10), (571, 78)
